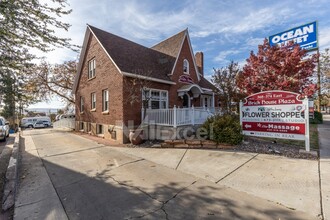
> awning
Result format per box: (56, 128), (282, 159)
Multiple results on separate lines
(177, 84), (204, 98)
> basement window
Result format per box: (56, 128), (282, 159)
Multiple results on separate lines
(97, 124), (103, 134)
(79, 122), (84, 131)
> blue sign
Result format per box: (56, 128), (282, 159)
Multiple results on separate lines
(269, 21), (318, 50)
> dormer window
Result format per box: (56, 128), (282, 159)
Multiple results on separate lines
(183, 59), (189, 74)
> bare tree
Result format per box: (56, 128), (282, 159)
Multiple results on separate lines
(123, 70), (154, 120)
(212, 61), (243, 113)
(24, 60), (77, 107)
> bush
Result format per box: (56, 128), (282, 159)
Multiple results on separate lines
(310, 111), (323, 124)
(202, 114), (243, 145)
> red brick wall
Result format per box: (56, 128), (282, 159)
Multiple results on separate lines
(168, 37), (203, 108)
(75, 33), (219, 129)
(122, 77), (171, 126)
(75, 35), (124, 125)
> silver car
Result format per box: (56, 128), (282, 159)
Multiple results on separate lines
(33, 120), (46, 128)
(0, 117), (10, 142)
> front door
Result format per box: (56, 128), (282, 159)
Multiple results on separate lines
(182, 94), (190, 108)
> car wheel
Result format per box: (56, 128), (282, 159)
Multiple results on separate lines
(28, 125), (33, 128)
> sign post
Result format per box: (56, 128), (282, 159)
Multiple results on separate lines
(304, 98), (310, 151)
(240, 90), (310, 151)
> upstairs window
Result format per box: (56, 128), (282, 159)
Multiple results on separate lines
(102, 89), (109, 112)
(91, 92), (96, 110)
(183, 59), (189, 74)
(80, 96), (84, 112)
(88, 58), (96, 79)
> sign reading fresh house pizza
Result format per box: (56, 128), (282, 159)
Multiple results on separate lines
(269, 21), (318, 50)
(240, 90), (310, 151)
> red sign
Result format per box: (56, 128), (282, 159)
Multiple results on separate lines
(242, 122), (305, 135)
(240, 90), (307, 140)
(243, 90), (303, 106)
(179, 75), (194, 84)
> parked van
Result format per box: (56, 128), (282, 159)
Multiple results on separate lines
(59, 114), (75, 120)
(21, 116), (51, 128)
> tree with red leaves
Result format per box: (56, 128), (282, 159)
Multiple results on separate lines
(238, 39), (318, 97)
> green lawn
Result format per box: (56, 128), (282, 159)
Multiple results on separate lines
(256, 123), (319, 150)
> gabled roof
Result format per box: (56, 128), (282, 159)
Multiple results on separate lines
(151, 29), (186, 57)
(198, 77), (218, 91)
(89, 25), (174, 82)
(73, 25), (216, 93)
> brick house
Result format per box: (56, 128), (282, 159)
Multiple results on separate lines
(73, 25), (219, 143)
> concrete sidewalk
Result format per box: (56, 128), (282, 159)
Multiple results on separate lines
(319, 114), (330, 220)
(14, 129), (319, 219)
(114, 147), (321, 218)
(14, 135), (68, 220)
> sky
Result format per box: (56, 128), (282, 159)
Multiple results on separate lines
(29, 0), (330, 109)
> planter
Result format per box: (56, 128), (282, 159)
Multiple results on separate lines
(129, 129), (144, 145)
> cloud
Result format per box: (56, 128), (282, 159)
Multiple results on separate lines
(214, 50), (241, 62)
(319, 27), (330, 50)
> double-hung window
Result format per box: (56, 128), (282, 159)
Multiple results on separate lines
(91, 92), (96, 110)
(88, 59), (96, 79)
(80, 96), (84, 112)
(102, 89), (109, 112)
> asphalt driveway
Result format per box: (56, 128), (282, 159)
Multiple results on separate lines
(14, 129), (320, 219)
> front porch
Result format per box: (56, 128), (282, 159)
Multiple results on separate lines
(142, 106), (220, 127)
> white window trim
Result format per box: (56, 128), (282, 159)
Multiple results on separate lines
(91, 92), (96, 111)
(183, 59), (189, 75)
(142, 88), (169, 109)
(102, 89), (109, 112)
(88, 58), (96, 79)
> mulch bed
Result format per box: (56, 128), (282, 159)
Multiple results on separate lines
(73, 131), (318, 160)
(126, 137), (318, 160)
(234, 136), (318, 160)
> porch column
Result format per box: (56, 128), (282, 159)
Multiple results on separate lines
(141, 107), (144, 122)
(192, 105), (195, 126)
(212, 92), (215, 108)
(173, 105), (177, 128)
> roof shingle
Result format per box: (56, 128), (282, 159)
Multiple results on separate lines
(89, 25), (175, 81)
(151, 29), (186, 57)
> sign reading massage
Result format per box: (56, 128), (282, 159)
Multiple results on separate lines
(269, 21), (318, 50)
(240, 91), (310, 147)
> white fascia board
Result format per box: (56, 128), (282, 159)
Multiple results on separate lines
(122, 71), (176, 85)
(186, 31), (201, 82)
(169, 30), (187, 76)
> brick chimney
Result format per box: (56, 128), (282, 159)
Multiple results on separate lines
(195, 52), (204, 76)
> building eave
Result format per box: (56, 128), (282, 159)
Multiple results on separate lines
(122, 71), (176, 85)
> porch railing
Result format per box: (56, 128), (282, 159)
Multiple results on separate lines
(142, 106), (221, 127)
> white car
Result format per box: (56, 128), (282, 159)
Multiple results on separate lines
(0, 117), (10, 142)
(33, 121), (46, 129)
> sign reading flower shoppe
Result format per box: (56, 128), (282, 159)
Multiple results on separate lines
(239, 90), (310, 151)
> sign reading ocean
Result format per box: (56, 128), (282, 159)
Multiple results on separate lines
(269, 21), (317, 50)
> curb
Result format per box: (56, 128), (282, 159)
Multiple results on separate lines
(2, 134), (20, 211)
